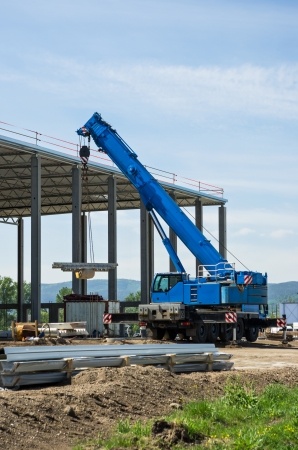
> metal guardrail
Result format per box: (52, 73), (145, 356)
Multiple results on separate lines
(0, 120), (224, 197)
(198, 262), (236, 281)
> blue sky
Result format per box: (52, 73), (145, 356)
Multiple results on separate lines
(0, 0), (297, 285)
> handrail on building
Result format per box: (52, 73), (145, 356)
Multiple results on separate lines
(0, 119), (224, 198)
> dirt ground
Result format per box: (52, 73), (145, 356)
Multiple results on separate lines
(1, 336), (298, 450)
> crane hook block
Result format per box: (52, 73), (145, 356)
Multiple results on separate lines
(80, 145), (90, 166)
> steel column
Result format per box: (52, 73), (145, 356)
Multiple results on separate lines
(31, 155), (41, 322)
(195, 198), (204, 277)
(17, 218), (24, 321)
(148, 212), (154, 288)
(48, 303), (62, 323)
(219, 205), (227, 259)
(169, 192), (178, 272)
(108, 176), (117, 300)
(81, 212), (87, 295)
(140, 202), (154, 304)
(72, 165), (82, 294)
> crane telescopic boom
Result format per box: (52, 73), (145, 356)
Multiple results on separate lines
(77, 112), (232, 279)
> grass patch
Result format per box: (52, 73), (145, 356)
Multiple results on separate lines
(74, 378), (298, 449)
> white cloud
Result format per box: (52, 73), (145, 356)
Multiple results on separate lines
(235, 227), (256, 236)
(2, 56), (298, 123)
(229, 208), (298, 228)
(269, 229), (295, 239)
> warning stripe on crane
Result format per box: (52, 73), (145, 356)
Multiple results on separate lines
(244, 275), (253, 285)
(225, 312), (237, 323)
(277, 318), (287, 328)
(103, 313), (112, 324)
(80, 156), (89, 165)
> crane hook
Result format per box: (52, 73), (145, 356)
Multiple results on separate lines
(79, 136), (90, 180)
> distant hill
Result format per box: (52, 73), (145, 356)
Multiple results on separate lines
(268, 281), (298, 304)
(41, 279), (298, 304)
(41, 278), (140, 302)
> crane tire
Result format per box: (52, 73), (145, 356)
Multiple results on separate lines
(151, 328), (165, 340)
(192, 322), (208, 343)
(167, 329), (178, 340)
(236, 319), (244, 340)
(245, 326), (259, 342)
(207, 323), (219, 342)
(219, 324), (233, 342)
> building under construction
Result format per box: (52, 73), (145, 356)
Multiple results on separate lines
(0, 121), (227, 323)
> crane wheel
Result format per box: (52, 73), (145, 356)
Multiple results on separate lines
(207, 323), (219, 342)
(167, 329), (178, 340)
(236, 319), (244, 340)
(192, 322), (208, 343)
(245, 326), (259, 342)
(219, 324), (233, 342)
(151, 328), (165, 340)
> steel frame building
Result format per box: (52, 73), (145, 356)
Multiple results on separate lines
(0, 132), (228, 322)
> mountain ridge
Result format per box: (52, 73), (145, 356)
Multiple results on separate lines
(41, 278), (140, 302)
(41, 279), (298, 303)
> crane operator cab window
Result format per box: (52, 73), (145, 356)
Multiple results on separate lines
(153, 274), (183, 292)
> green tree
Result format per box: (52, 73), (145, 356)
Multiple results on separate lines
(56, 287), (72, 303)
(56, 287), (72, 322)
(281, 294), (298, 304)
(0, 276), (17, 330)
(125, 291), (141, 302)
(23, 281), (31, 304)
(124, 291), (141, 335)
(0, 276), (17, 303)
(40, 309), (50, 324)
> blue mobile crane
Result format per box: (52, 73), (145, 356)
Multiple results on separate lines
(77, 113), (282, 343)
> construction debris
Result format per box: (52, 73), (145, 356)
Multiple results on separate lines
(11, 321), (88, 341)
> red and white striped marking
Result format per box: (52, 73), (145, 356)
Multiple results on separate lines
(244, 275), (253, 285)
(80, 156), (89, 165)
(277, 318), (286, 328)
(103, 313), (112, 324)
(225, 312), (237, 323)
